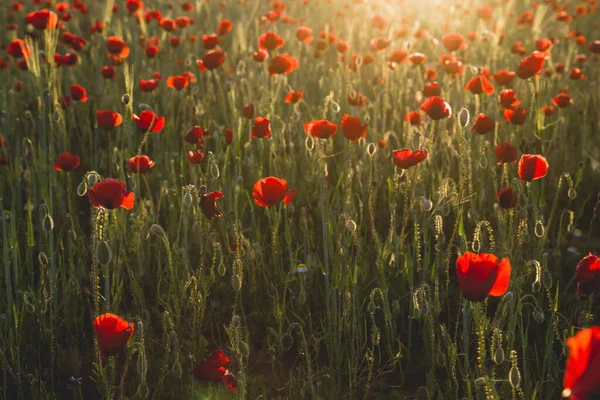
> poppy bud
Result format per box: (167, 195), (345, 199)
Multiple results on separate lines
(458, 107), (470, 128)
(122, 93), (130, 104)
(96, 241), (112, 265)
(475, 377), (487, 387)
(87, 172), (99, 187)
(494, 347), (505, 364)
(150, 224), (165, 236)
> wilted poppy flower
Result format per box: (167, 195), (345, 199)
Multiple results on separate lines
(562, 327), (600, 399)
(497, 188), (517, 209)
(88, 178), (135, 210)
(465, 75), (495, 95)
(166, 74), (190, 90)
(106, 36), (130, 58)
(347, 92), (367, 108)
(70, 84), (88, 102)
(296, 26), (313, 43)
(139, 79), (158, 92)
(341, 114), (367, 142)
(128, 155), (155, 174)
(258, 31), (285, 51)
(252, 117), (271, 138)
(26, 9), (58, 30)
(503, 107), (527, 125)
(494, 142), (517, 164)
(420, 96), (452, 120)
(498, 89), (520, 109)
(493, 70), (515, 86)
(542, 105), (555, 116)
(404, 111), (422, 125)
(442, 33), (467, 51)
(304, 120), (337, 139)
(284, 90), (303, 104)
(408, 52), (426, 65)
(455, 252), (511, 302)
(471, 114), (495, 134)
(188, 149), (205, 163)
(552, 92), (573, 108)
(268, 54), (299, 76)
(392, 148), (427, 169)
(93, 313), (134, 360)
(8, 39), (29, 58)
(53, 152), (80, 172)
(516, 51), (547, 79)
(575, 254), (600, 299)
(200, 191), (224, 219)
(217, 19), (233, 36)
(193, 350), (237, 392)
(132, 110), (165, 133)
(202, 34), (219, 50)
(252, 176), (296, 207)
(197, 49), (225, 71)
(97, 110), (123, 130)
(518, 154), (549, 181)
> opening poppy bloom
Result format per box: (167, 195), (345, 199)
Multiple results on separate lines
(252, 117), (271, 138)
(97, 110), (123, 130)
(166, 74), (190, 90)
(465, 75), (495, 95)
(197, 49), (225, 71)
(552, 92), (573, 108)
(575, 254), (600, 299)
(106, 36), (130, 58)
(296, 26), (313, 43)
(217, 19), (233, 36)
(516, 51), (547, 79)
(503, 107), (527, 125)
(93, 313), (134, 360)
(132, 110), (165, 133)
(193, 350), (237, 392)
(420, 96), (452, 120)
(494, 142), (517, 164)
(200, 191), (224, 219)
(498, 89), (521, 109)
(284, 90), (304, 104)
(139, 79), (158, 92)
(88, 178), (135, 210)
(53, 152), (80, 172)
(8, 39), (30, 58)
(26, 9), (58, 30)
(392, 148), (428, 169)
(341, 114), (368, 142)
(304, 120), (338, 139)
(128, 155), (155, 174)
(404, 111), (422, 126)
(442, 33), (467, 51)
(493, 70), (516, 86)
(497, 188), (517, 209)
(258, 31), (285, 51)
(188, 149), (205, 164)
(471, 114), (495, 134)
(70, 84), (88, 102)
(562, 327), (600, 399)
(252, 177), (296, 207)
(456, 252), (511, 302)
(268, 54), (299, 76)
(518, 154), (549, 181)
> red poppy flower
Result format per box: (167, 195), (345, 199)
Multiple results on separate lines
(184, 126), (205, 145)
(347, 92), (367, 108)
(498, 89), (521, 109)
(408, 52), (426, 65)
(372, 14), (387, 30)
(106, 36), (130, 58)
(589, 41), (600, 54)
(465, 75), (495, 95)
(160, 18), (176, 31)
(494, 142), (517, 164)
(252, 117), (271, 138)
(371, 37), (390, 52)
(455, 252), (511, 302)
(188, 150), (205, 164)
(175, 16), (191, 29)
(8, 39), (29, 58)
(340, 114), (367, 142)
(202, 34), (220, 50)
(197, 49), (225, 71)
(471, 114), (495, 134)
(101, 65), (117, 79)
(442, 33), (467, 51)
(503, 107), (527, 125)
(132, 110), (165, 133)
(420, 96), (452, 120)
(497, 188), (517, 209)
(97, 110), (123, 130)
(193, 350), (237, 392)
(570, 68), (584, 80)
(242, 103), (254, 119)
(25, 9), (58, 30)
(88, 178), (135, 210)
(53, 152), (80, 172)
(268, 54), (299, 76)
(392, 148), (428, 169)
(200, 191), (224, 219)
(252, 176), (296, 207)
(424, 68), (438, 81)
(128, 155), (155, 174)
(126, 0), (143, 13)
(535, 38), (553, 52)
(552, 92), (573, 108)
(258, 31), (285, 51)
(217, 19), (233, 36)
(139, 79), (158, 92)
(145, 45), (159, 58)
(423, 82), (442, 98)
(296, 26), (313, 43)
(93, 313), (134, 360)
(284, 90), (303, 104)
(253, 49), (269, 62)
(404, 111), (422, 125)
(304, 120), (338, 139)
(562, 327), (600, 399)
(387, 49), (408, 64)
(575, 254), (600, 299)
(518, 154), (549, 181)
(493, 70), (516, 86)
(166, 75), (190, 90)
(516, 51), (547, 79)
(70, 84), (88, 102)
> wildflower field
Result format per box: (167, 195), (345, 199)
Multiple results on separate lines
(2, 0), (600, 398)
